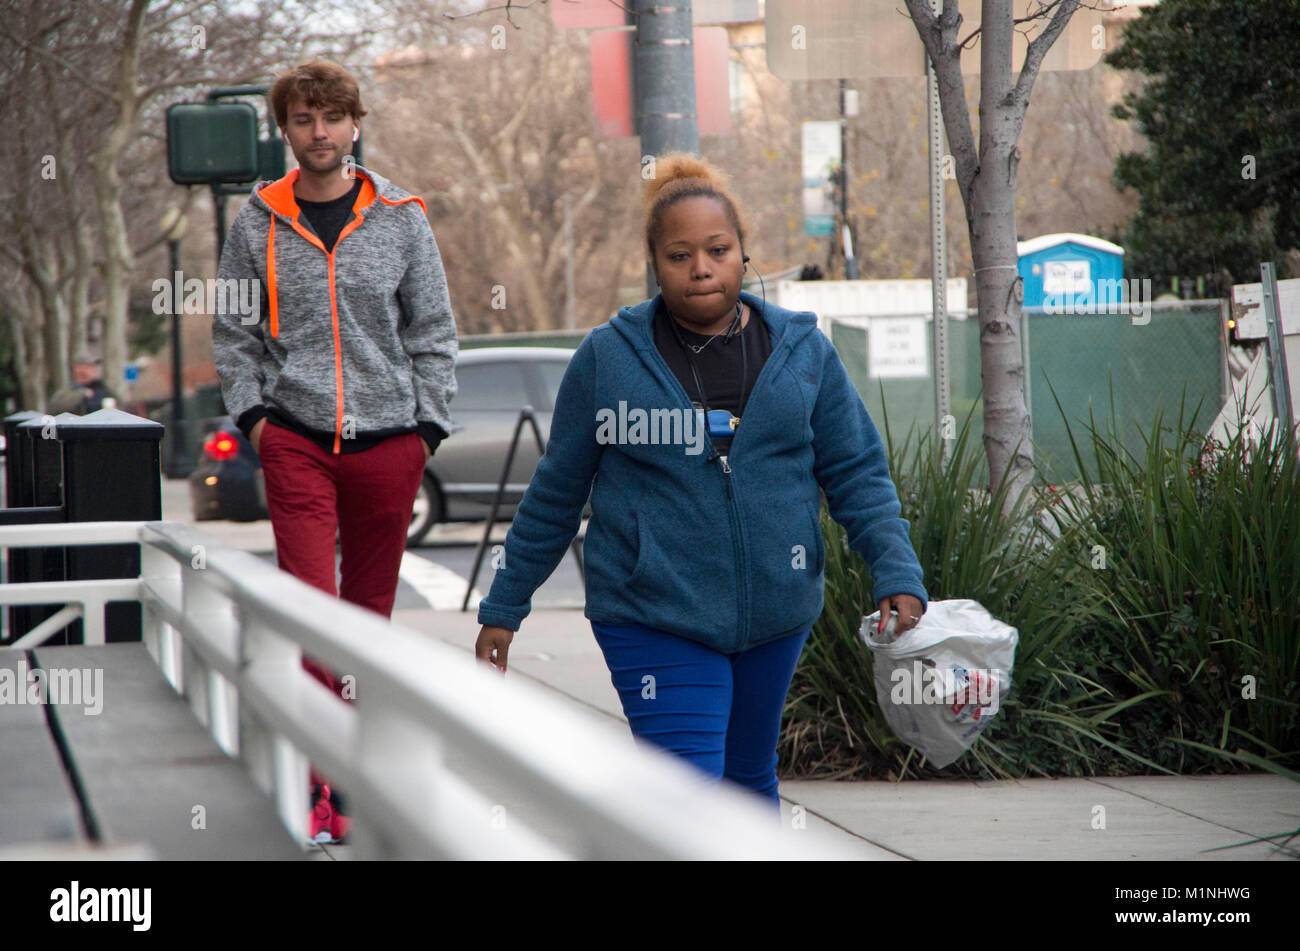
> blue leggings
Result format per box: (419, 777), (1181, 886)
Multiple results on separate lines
(590, 621), (811, 815)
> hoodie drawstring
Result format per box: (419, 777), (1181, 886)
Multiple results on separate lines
(266, 214), (279, 337)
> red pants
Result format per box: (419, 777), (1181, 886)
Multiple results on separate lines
(257, 419), (426, 697)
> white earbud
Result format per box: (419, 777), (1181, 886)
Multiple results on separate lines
(352, 127), (360, 142)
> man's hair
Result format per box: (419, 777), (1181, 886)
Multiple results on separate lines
(270, 61), (368, 129)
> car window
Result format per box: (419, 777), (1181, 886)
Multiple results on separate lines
(536, 360), (571, 410)
(454, 362), (531, 411)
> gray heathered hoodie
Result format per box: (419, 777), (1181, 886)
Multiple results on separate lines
(212, 164), (458, 454)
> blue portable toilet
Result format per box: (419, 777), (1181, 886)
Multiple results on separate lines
(1017, 233), (1125, 312)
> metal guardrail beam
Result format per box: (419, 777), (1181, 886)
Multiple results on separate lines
(0, 519), (861, 860)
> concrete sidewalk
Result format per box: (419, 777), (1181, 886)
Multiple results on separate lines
(392, 606), (1300, 861)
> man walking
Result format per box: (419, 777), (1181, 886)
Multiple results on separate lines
(212, 61), (458, 843)
(48, 349), (119, 414)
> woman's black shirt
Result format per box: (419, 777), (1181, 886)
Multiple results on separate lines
(652, 297), (772, 456)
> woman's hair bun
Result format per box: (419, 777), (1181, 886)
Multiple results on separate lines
(642, 152), (731, 210)
(641, 152), (746, 258)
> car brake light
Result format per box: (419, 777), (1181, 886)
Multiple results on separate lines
(204, 430), (239, 461)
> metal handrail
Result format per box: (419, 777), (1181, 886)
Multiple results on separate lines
(0, 520), (859, 860)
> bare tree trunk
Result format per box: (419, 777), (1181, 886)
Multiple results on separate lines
(39, 238), (72, 393)
(4, 292), (34, 410)
(60, 222), (94, 368)
(905, 0), (1080, 512)
(11, 283), (47, 411)
(47, 60), (95, 362)
(972, 0), (1032, 503)
(91, 0), (148, 398)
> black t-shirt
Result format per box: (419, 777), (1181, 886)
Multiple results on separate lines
(295, 178), (363, 254)
(653, 298), (772, 456)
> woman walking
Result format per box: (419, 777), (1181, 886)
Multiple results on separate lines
(475, 155), (927, 814)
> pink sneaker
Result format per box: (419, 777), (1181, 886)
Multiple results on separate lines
(308, 783), (336, 844)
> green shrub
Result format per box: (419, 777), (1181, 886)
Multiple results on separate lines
(780, 391), (1299, 780)
(1045, 385), (1299, 775)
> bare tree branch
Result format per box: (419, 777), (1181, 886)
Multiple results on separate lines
(0, 20), (117, 101)
(1012, 0), (1082, 108)
(445, 0), (547, 28)
(958, 0), (1068, 50)
(902, 0), (980, 205)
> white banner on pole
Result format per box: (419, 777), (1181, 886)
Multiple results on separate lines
(802, 120), (840, 236)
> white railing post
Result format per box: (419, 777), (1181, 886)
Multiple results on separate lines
(240, 616), (309, 846)
(80, 595), (106, 645)
(208, 670), (239, 757)
(272, 732), (309, 847)
(139, 538), (178, 673)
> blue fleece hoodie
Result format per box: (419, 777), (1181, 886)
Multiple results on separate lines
(476, 290), (929, 654)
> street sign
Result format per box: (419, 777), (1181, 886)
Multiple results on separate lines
(1231, 278), (1300, 341)
(765, 0), (1112, 80)
(167, 102), (260, 184)
(869, 317), (930, 379)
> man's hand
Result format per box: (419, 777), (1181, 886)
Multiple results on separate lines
(250, 418), (267, 452)
(475, 625), (514, 672)
(877, 594), (925, 635)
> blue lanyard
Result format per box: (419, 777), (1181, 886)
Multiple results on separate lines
(665, 301), (749, 438)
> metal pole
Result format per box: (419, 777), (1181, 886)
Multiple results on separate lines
(167, 238), (191, 478)
(564, 194), (576, 330)
(213, 184), (227, 265)
(1260, 261), (1295, 436)
(840, 79), (857, 280)
(1021, 307), (1031, 423)
(926, 0), (950, 462)
(635, 0), (699, 297)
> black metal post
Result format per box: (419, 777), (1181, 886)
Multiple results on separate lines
(7, 413), (75, 642)
(57, 408), (164, 643)
(166, 236), (192, 478)
(213, 183), (227, 263)
(4, 410), (41, 509)
(4, 410), (46, 645)
(462, 406), (586, 612)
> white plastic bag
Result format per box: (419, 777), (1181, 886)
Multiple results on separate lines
(859, 599), (1018, 768)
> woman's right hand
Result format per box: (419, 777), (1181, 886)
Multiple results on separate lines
(475, 625), (515, 673)
(250, 418), (267, 452)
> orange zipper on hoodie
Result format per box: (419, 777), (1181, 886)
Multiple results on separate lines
(257, 169), (427, 454)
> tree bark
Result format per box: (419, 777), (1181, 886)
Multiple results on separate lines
(972, 0), (1032, 504)
(91, 0), (148, 402)
(904, 0), (1080, 511)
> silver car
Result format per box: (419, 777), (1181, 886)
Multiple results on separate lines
(408, 346), (577, 546)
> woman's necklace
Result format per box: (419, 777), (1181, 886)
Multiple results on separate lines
(677, 300), (744, 354)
